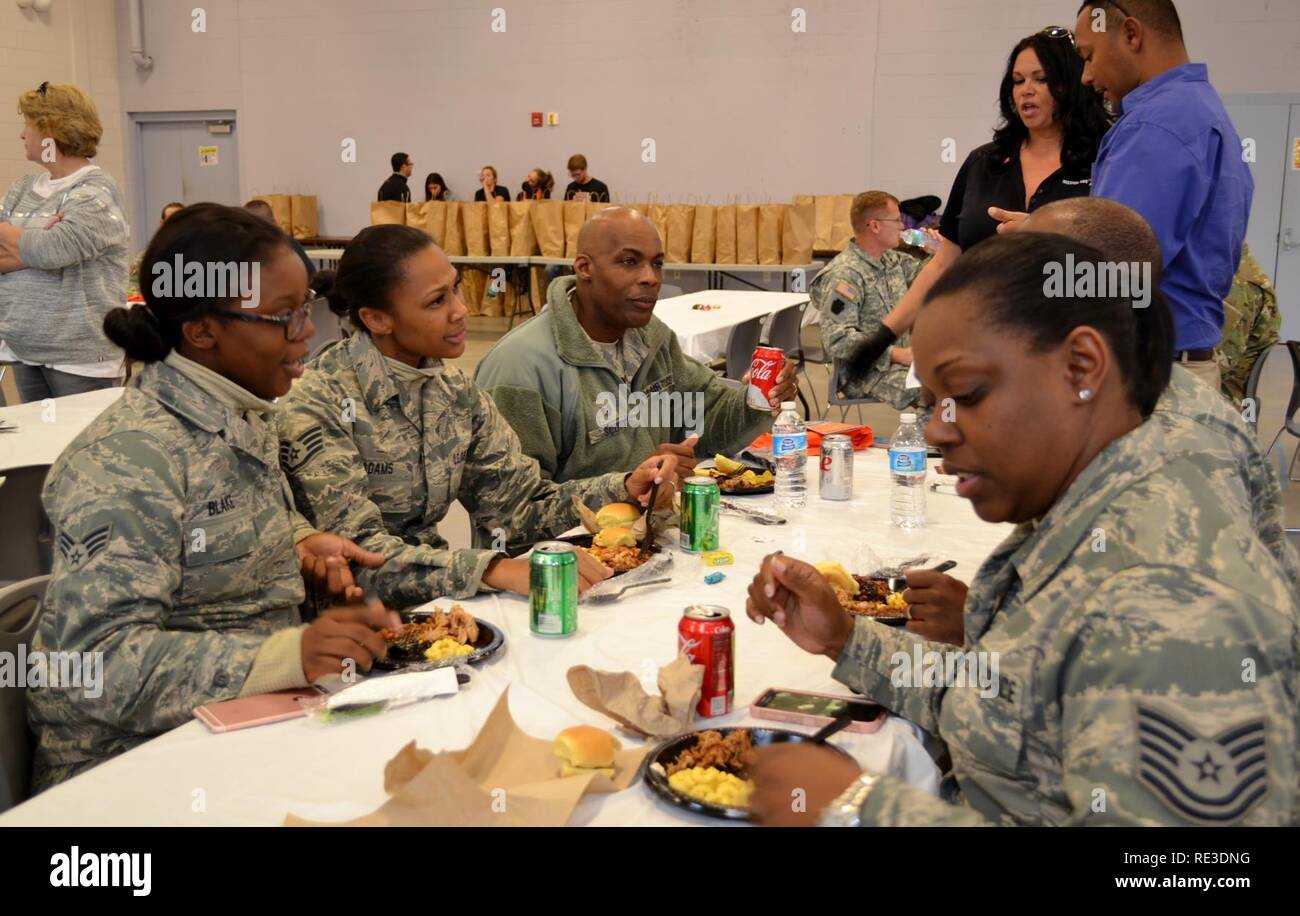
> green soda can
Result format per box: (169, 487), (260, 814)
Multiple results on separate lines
(680, 476), (721, 553)
(530, 542), (578, 637)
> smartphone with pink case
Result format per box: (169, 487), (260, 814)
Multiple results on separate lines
(193, 687), (325, 733)
(750, 688), (886, 734)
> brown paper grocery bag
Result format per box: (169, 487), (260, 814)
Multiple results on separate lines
(424, 200), (448, 247)
(813, 195), (837, 251)
(562, 201), (586, 259)
(647, 203), (669, 249)
(758, 204), (786, 265)
(369, 200), (406, 226)
(664, 204), (695, 264)
(459, 267), (487, 316)
(253, 194), (292, 233)
(714, 204), (737, 264)
(831, 194), (854, 250)
(461, 202), (490, 257)
(288, 195), (318, 240)
(783, 196), (815, 265)
(689, 204), (716, 264)
(487, 200), (511, 256)
(530, 200), (565, 257)
(509, 201), (538, 257)
(442, 202), (466, 255)
(405, 202), (427, 237)
(735, 204), (759, 264)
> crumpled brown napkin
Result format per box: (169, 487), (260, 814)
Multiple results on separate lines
(283, 689), (647, 827)
(567, 654), (703, 739)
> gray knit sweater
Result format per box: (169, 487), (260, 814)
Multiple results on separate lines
(0, 167), (130, 365)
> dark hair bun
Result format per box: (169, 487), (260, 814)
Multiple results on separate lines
(104, 303), (170, 362)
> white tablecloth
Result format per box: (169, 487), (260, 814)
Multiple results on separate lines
(653, 290), (809, 363)
(1, 449), (1011, 826)
(0, 387), (123, 473)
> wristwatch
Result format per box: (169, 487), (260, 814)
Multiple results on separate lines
(817, 772), (879, 827)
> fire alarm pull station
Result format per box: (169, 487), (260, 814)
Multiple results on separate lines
(531, 112), (543, 127)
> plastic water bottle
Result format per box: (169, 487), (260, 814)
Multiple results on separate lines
(773, 401), (807, 510)
(889, 412), (927, 528)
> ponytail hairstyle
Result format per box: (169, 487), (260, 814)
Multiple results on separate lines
(326, 224), (436, 329)
(924, 232), (1173, 416)
(104, 203), (291, 363)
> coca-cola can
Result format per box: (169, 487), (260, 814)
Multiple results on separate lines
(819, 434), (854, 500)
(746, 346), (785, 410)
(678, 605), (735, 718)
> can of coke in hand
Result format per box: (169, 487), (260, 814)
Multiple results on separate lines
(746, 346), (785, 410)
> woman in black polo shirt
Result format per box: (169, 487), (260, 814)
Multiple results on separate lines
(863, 29), (1111, 348)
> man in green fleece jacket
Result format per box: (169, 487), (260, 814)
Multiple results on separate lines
(474, 207), (798, 482)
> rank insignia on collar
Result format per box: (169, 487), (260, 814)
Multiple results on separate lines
(280, 425), (326, 474)
(1137, 704), (1268, 824)
(57, 524), (112, 571)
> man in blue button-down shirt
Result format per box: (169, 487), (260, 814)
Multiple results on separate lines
(1074, 0), (1253, 390)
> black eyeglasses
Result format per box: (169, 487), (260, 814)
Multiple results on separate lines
(1040, 26), (1075, 44)
(212, 297), (314, 340)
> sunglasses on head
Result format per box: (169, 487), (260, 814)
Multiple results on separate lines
(1040, 26), (1075, 44)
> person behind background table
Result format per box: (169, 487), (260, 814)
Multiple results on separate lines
(424, 171), (453, 202)
(842, 28), (1110, 377)
(377, 151), (412, 203)
(563, 154), (611, 203)
(126, 200), (184, 299)
(27, 204), (397, 793)
(743, 232), (1298, 826)
(518, 168), (555, 201)
(901, 196), (1300, 647)
(473, 165), (510, 202)
(474, 207), (799, 484)
(812, 190), (926, 411)
(0, 82), (132, 401)
(279, 224), (677, 606)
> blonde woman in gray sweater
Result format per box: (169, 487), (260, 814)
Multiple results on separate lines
(0, 82), (130, 401)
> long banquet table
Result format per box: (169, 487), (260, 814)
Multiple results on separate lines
(1, 448), (1011, 826)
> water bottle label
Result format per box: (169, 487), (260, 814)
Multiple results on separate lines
(889, 447), (926, 475)
(773, 433), (807, 456)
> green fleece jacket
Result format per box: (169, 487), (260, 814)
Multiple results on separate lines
(474, 276), (772, 482)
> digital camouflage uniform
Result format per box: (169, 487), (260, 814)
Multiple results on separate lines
(278, 331), (630, 609)
(1215, 244), (1280, 404)
(1155, 364), (1300, 592)
(27, 360), (311, 793)
(832, 410), (1299, 825)
(812, 241), (925, 410)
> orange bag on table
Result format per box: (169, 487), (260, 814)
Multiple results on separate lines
(369, 200), (406, 226)
(690, 204), (716, 264)
(487, 201), (511, 256)
(459, 267), (487, 316)
(714, 205), (737, 264)
(255, 194), (293, 233)
(831, 195), (854, 250)
(750, 421), (873, 456)
(647, 203), (669, 248)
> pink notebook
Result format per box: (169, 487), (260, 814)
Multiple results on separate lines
(193, 687), (325, 733)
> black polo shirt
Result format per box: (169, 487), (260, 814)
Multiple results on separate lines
(938, 142), (1093, 250)
(474, 186), (511, 202)
(377, 173), (410, 203)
